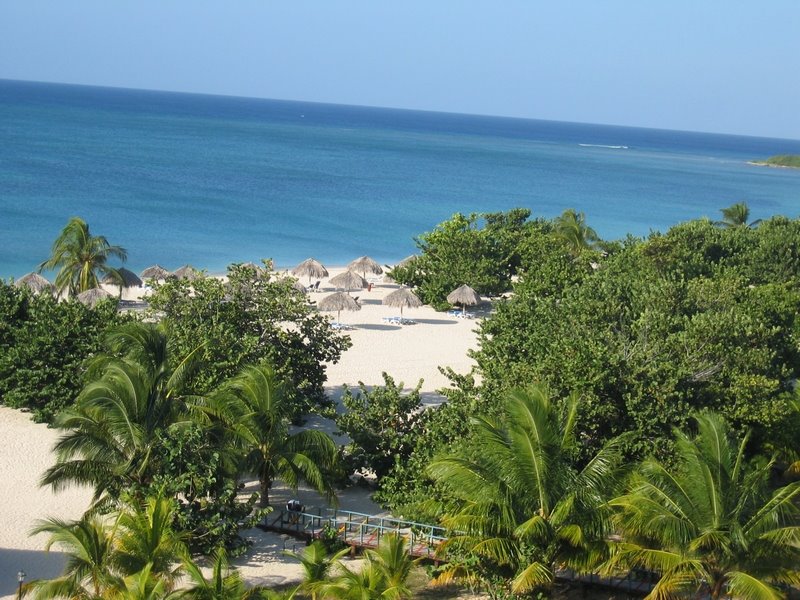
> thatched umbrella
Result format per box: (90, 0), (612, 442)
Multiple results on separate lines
(140, 265), (170, 280)
(329, 270), (368, 292)
(172, 265), (200, 280)
(383, 287), (422, 319)
(397, 255), (417, 267)
(347, 256), (383, 279)
(103, 267), (143, 289)
(76, 287), (113, 308)
(447, 284), (481, 315)
(14, 272), (55, 295)
(318, 291), (361, 324)
(233, 261), (265, 274)
(292, 280), (307, 293)
(292, 258), (328, 284)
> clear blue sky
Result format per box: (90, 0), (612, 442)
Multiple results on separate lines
(2, 1), (798, 139)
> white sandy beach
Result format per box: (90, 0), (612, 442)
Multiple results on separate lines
(0, 267), (481, 597)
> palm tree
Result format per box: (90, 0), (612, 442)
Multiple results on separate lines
(26, 496), (188, 600)
(716, 201), (761, 228)
(113, 496), (187, 589)
(553, 209), (600, 257)
(607, 412), (800, 600)
(26, 515), (121, 599)
(209, 364), (338, 508)
(319, 534), (417, 600)
(178, 549), (268, 600)
(39, 216), (127, 297)
(285, 541), (349, 600)
(428, 386), (624, 595)
(41, 323), (200, 504)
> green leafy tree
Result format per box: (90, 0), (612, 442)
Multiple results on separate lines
(608, 412), (800, 600)
(39, 216), (127, 297)
(428, 386), (625, 596)
(390, 209), (534, 309)
(41, 322), (199, 503)
(147, 263), (351, 413)
(0, 282), (127, 421)
(336, 374), (425, 479)
(209, 364), (339, 508)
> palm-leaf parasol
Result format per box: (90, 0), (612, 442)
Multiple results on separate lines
(140, 265), (170, 280)
(102, 267), (143, 288)
(447, 284), (481, 315)
(318, 291), (361, 324)
(292, 280), (307, 293)
(76, 287), (113, 308)
(292, 258), (328, 284)
(383, 286), (422, 318)
(347, 256), (383, 279)
(329, 270), (368, 292)
(15, 272), (55, 295)
(172, 265), (200, 280)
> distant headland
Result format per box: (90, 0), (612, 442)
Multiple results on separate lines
(749, 154), (800, 169)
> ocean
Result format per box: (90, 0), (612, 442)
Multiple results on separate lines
(2, 79), (799, 280)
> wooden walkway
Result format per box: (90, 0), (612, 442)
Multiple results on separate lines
(264, 507), (663, 594)
(264, 507), (446, 559)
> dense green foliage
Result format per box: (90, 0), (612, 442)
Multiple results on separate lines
(608, 413), (800, 600)
(0, 282), (127, 421)
(336, 374), (426, 479)
(475, 216), (800, 460)
(756, 154), (800, 168)
(147, 263), (351, 413)
(429, 386), (625, 596)
(389, 209), (539, 309)
(39, 216), (127, 297)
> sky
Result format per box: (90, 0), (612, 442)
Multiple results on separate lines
(1, 1), (798, 140)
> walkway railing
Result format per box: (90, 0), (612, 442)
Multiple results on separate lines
(264, 507), (447, 558)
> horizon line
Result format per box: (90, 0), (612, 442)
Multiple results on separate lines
(4, 77), (799, 144)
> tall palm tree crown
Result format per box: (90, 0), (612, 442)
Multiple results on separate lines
(208, 364), (338, 508)
(428, 386), (624, 594)
(608, 412), (800, 600)
(41, 322), (200, 504)
(553, 209), (600, 257)
(39, 216), (128, 297)
(717, 201), (762, 228)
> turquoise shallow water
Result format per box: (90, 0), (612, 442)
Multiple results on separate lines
(2, 79), (799, 279)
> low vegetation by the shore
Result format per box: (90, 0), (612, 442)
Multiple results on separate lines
(750, 153), (800, 168)
(4, 202), (800, 599)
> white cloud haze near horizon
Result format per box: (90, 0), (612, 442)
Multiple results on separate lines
(1, 1), (798, 139)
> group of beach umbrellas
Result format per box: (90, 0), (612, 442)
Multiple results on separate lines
(15, 254), (483, 318)
(289, 255), (481, 325)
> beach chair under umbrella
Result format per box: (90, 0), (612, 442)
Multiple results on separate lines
(383, 286), (422, 323)
(447, 284), (481, 316)
(318, 291), (361, 326)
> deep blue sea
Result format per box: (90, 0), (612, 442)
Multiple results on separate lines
(2, 79), (799, 279)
